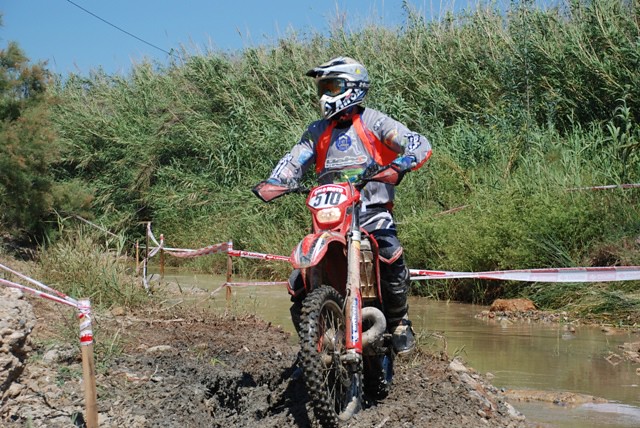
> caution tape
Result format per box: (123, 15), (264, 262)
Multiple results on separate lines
(225, 281), (288, 287)
(0, 264), (95, 421)
(0, 262), (79, 306)
(146, 222), (161, 247)
(227, 249), (290, 262)
(410, 266), (640, 282)
(77, 299), (94, 346)
(567, 183), (640, 191)
(142, 224), (291, 291)
(165, 242), (232, 258)
(0, 277), (79, 309)
(145, 225), (640, 285)
(145, 224), (290, 262)
(151, 242), (290, 262)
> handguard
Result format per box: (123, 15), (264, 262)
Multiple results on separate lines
(362, 163), (406, 186)
(252, 180), (298, 203)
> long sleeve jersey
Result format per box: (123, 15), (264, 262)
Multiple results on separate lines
(269, 107), (432, 207)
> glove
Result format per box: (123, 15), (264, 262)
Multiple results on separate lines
(266, 177), (299, 188)
(360, 162), (382, 180)
(252, 178), (299, 202)
(266, 178), (283, 185)
(392, 155), (417, 173)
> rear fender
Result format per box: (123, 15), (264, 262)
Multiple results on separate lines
(290, 231), (346, 270)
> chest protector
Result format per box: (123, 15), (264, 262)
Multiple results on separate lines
(314, 114), (398, 174)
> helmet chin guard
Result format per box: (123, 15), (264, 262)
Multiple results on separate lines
(306, 57), (370, 119)
(318, 87), (367, 119)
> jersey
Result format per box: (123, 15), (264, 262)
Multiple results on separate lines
(268, 107), (431, 207)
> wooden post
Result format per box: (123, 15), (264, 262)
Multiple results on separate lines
(78, 299), (98, 428)
(135, 240), (140, 276)
(145, 223), (150, 268)
(225, 249), (232, 306)
(142, 223), (150, 291)
(159, 234), (165, 280)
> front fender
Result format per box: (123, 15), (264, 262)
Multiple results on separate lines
(291, 231), (346, 269)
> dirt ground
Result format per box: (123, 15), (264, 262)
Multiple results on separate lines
(1, 289), (535, 428)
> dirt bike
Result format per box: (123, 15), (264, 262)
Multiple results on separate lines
(253, 164), (406, 427)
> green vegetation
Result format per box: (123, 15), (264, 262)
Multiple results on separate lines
(1, 1), (639, 318)
(0, 39), (90, 242)
(0, 10), (94, 243)
(36, 226), (149, 309)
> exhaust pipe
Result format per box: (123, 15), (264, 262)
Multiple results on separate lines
(362, 307), (386, 352)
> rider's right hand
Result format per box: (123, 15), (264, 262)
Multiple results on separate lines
(265, 178), (283, 185)
(252, 178), (300, 202)
(267, 177), (301, 188)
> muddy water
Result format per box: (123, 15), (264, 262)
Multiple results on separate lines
(409, 300), (640, 428)
(156, 270), (640, 428)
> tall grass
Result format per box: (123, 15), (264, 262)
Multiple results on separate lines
(49, 0), (640, 307)
(37, 226), (149, 309)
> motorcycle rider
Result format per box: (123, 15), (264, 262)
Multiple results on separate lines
(256, 56), (432, 354)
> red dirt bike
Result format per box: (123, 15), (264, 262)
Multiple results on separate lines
(253, 164), (405, 427)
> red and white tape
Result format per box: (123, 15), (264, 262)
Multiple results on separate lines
(0, 271), (93, 350)
(227, 249), (290, 262)
(226, 281), (288, 287)
(146, 222), (161, 247)
(0, 262), (79, 306)
(146, 224), (292, 262)
(77, 299), (94, 346)
(410, 266), (640, 282)
(165, 242), (232, 258)
(0, 277), (80, 308)
(144, 225), (640, 285)
(567, 183), (640, 191)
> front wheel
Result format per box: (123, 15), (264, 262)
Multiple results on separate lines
(299, 285), (362, 427)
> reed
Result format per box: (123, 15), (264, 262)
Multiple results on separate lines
(41, 0), (640, 310)
(37, 226), (148, 309)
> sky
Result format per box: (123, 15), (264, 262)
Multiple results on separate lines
(0, 0), (498, 76)
(1, 1), (555, 76)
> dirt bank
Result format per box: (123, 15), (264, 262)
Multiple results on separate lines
(1, 287), (533, 428)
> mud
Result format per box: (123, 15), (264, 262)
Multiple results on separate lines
(1, 291), (533, 428)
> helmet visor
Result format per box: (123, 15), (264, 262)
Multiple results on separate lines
(317, 78), (348, 96)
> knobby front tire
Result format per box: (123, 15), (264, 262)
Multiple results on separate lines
(299, 285), (362, 427)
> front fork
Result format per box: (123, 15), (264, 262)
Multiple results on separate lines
(344, 227), (363, 359)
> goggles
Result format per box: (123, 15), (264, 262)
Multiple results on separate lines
(317, 78), (349, 96)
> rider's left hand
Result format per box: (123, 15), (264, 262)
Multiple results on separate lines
(360, 162), (382, 181)
(391, 155), (417, 173)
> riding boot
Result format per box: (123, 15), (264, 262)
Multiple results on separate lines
(288, 269), (305, 336)
(288, 270), (305, 379)
(381, 266), (415, 354)
(390, 315), (415, 355)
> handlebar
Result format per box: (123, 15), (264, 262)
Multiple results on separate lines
(253, 163), (405, 203)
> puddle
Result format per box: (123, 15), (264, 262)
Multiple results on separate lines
(513, 401), (640, 427)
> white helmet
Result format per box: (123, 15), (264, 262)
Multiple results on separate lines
(306, 56), (370, 119)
